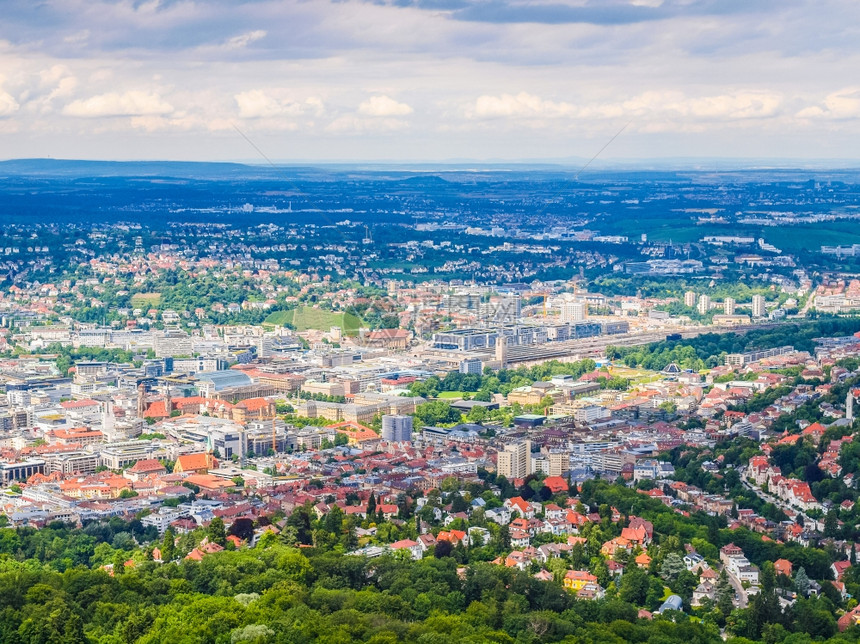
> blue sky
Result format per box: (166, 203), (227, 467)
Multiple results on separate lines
(0, 0), (859, 162)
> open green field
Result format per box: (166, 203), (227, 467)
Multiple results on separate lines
(263, 310), (293, 327)
(131, 292), (161, 306)
(263, 307), (364, 336)
(437, 391), (467, 399)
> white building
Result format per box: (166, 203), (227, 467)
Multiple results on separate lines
(497, 439), (532, 480)
(381, 415), (413, 442)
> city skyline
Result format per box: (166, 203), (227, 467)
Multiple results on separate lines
(1, 0), (859, 162)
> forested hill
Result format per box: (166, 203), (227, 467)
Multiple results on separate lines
(0, 479), (858, 643)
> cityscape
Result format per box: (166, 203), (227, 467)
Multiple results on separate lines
(3, 1), (860, 644)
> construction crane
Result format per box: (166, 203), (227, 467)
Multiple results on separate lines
(362, 225), (373, 245)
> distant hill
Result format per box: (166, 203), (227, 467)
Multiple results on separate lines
(0, 158), (277, 179)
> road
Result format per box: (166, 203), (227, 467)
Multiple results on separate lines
(737, 466), (815, 527)
(723, 565), (749, 609)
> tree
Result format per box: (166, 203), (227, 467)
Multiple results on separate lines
(761, 560), (776, 593)
(435, 540), (453, 558)
(161, 527), (176, 562)
(660, 552), (685, 581)
(716, 569), (735, 616)
(228, 518), (255, 543)
(450, 493), (469, 514)
(367, 492), (377, 518)
(795, 566), (810, 597)
(618, 563), (649, 605)
(824, 510), (839, 538)
(207, 516), (227, 546)
(414, 401), (461, 427)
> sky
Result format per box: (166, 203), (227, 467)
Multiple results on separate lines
(1, 0), (860, 162)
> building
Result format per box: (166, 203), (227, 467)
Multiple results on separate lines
(697, 294), (711, 315)
(459, 358), (483, 375)
(0, 459), (46, 484)
(724, 297), (736, 315)
(381, 414), (413, 442)
(497, 439), (532, 480)
(364, 329), (410, 350)
(302, 380), (346, 397)
(174, 453), (218, 475)
(752, 294), (765, 318)
(560, 300), (586, 323)
(633, 459), (675, 482)
(546, 451), (570, 477)
(684, 291), (697, 307)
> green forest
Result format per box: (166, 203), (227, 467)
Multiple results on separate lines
(1, 478), (859, 643)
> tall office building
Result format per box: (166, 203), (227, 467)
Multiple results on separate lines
(497, 439), (532, 480)
(560, 300), (586, 323)
(697, 294), (711, 315)
(751, 294), (765, 318)
(381, 415), (413, 442)
(724, 297), (736, 316)
(547, 451), (570, 477)
(684, 291), (697, 307)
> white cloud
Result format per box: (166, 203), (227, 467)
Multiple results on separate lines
(63, 90), (173, 117)
(0, 90), (18, 116)
(471, 92), (576, 119)
(468, 90), (783, 124)
(326, 115), (410, 133)
(358, 95), (413, 117)
(623, 90), (782, 120)
(797, 88), (860, 120)
(235, 90), (324, 119)
(235, 90), (284, 119)
(224, 30), (267, 50)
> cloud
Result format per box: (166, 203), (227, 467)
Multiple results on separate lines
(63, 91), (174, 117)
(224, 29), (267, 50)
(0, 90), (19, 117)
(326, 115), (410, 133)
(471, 92), (575, 118)
(235, 90), (284, 119)
(358, 95), (413, 117)
(468, 90), (784, 124)
(796, 88), (860, 120)
(235, 90), (324, 119)
(622, 90), (783, 120)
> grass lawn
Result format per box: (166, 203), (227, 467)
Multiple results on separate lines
(263, 310), (294, 327)
(263, 306), (364, 336)
(131, 292), (161, 306)
(437, 391), (467, 399)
